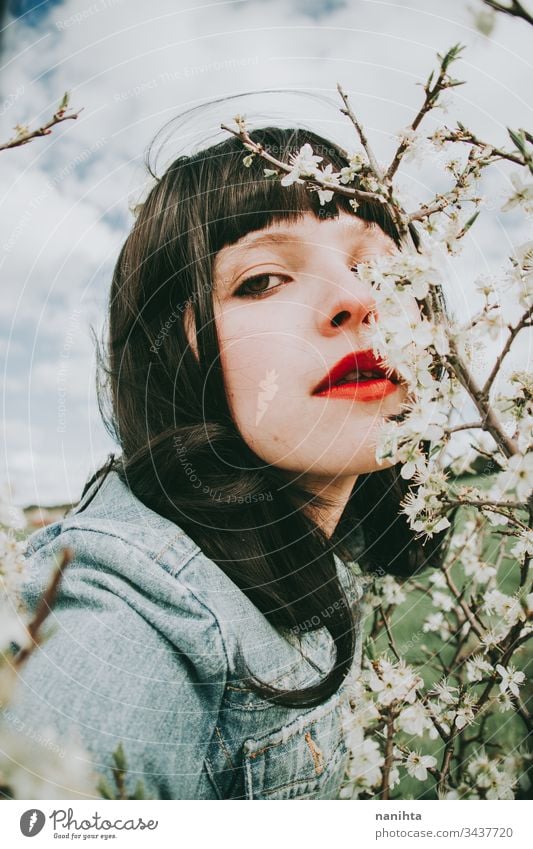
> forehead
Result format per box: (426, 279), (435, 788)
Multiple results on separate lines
(213, 212), (378, 273)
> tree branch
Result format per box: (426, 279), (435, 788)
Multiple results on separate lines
(220, 121), (384, 206)
(481, 0), (533, 26)
(0, 93), (82, 152)
(336, 83), (384, 179)
(480, 306), (533, 402)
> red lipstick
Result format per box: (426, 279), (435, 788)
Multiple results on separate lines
(312, 349), (400, 403)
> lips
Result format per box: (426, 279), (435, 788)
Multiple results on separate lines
(312, 349), (400, 396)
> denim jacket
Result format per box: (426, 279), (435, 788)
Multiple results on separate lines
(5, 469), (368, 800)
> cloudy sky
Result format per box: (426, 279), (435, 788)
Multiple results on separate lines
(1, 0), (531, 506)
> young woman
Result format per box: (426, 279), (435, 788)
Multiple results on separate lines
(7, 123), (448, 800)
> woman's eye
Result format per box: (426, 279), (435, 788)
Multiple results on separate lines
(234, 273), (289, 298)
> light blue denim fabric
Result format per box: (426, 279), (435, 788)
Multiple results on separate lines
(4, 469), (368, 800)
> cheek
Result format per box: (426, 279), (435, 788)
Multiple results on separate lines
(217, 311), (283, 423)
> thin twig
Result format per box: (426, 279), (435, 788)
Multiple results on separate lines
(481, 0), (533, 26)
(408, 153), (481, 222)
(0, 93), (82, 152)
(441, 568), (487, 640)
(13, 547), (73, 667)
(437, 127), (525, 167)
(386, 44), (466, 182)
(438, 733), (457, 794)
(220, 121), (383, 206)
(444, 421), (484, 434)
(447, 338), (520, 458)
(480, 306), (533, 402)
(378, 604), (402, 662)
(442, 497), (529, 511)
(336, 83), (384, 179)
(380, 707), (397, 800)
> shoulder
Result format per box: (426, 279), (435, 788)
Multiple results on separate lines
(19, 469), (293, 680)
(19, 471), (232, 680)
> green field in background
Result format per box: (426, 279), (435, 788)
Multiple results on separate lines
(363, 474), (531, 799)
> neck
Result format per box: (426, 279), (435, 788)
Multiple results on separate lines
(298, 474), (358, 539)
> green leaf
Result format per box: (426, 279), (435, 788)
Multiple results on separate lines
(507, 127), (526, 155)
(439, 43), (466, 72)
(96, 776), (116, 800)
(462, 211), (480, 234)
(58, 91), (70, 112)
(112, 742), (127, 773)
(366, 636), (376, 660)
(132, 780), (146, 800)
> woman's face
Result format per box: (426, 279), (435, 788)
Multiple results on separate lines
(209, 211), (418, 481)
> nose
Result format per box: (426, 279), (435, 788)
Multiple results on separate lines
(317, 267), (377, 337)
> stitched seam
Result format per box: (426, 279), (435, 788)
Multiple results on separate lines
(224, 659), (307, 693)
(305, 730), (324, 776)
(248, 742), (278, 759)
(259, 741), (346, 796)
(35, 526), (230, 668)
(203, 756), (224, 800)
(152, 530), (188, 563)
(245, 694), (342, 751)
(214, 726), (235, 770)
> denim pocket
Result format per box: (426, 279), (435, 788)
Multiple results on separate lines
(242, 694), (349, 800)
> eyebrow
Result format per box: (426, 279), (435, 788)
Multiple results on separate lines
(214, 220), (371, 290)
(229, 232), (305, 251)
(234, 221), (368, 251)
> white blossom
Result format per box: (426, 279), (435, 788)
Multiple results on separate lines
(397, 702), (434, 737)
(0, 530), (28, 596)
(404, 751), (437, 781)
(345, 734), (384, 789)
(396, 128), (440, 166)
(501, 173), (533, 214)
(496, 690), (514, 713)
(378, 575), (407, 606)
(366, 657), (423, 706)
(280, 143), (322, 186)
(388, 765), (401, 789)
(462, 555), (497, 585)
(428, 571), (447, 589)
(467, 749), (501, 789)
(509, 529), (533, 561)
(486, 772), (517, 800)
(490, 452), (533, 502)
(483, 589), (526, 627)
(495, 663), (525, 698)
(422, 612), (452, 640)
(465, 653), (493, 683)
(452, 699), (476, 730)
(339, 152), (365, 184)
(0, 725), (98, 799)
(0, 486), (27, 531)
(431, 590), (454, 613)
(480, 627), (508, 650)
(430, 679), (459, 705)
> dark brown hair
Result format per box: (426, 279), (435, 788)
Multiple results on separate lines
(88, 124), (450, 707)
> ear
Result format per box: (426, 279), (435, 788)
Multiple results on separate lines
(183, 303), (199, 359)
